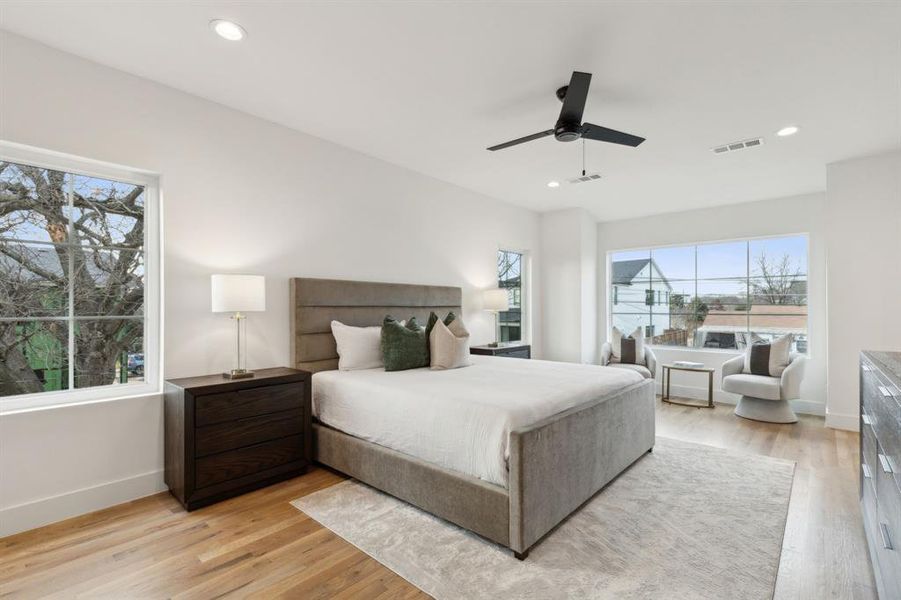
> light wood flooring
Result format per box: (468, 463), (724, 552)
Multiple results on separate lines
(0, 400), (876, 599)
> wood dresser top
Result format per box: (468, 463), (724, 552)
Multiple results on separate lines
(863, 351), (901, 385)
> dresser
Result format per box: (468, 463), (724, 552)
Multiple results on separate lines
(860, 351), (901, 598)
(470, 342), (531, 359)
(164, 367), (312, 510)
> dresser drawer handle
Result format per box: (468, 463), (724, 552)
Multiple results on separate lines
(878, 386), (895, 398)
(862, 413), (872, 426)
(879, 453), (893, 474)
(881, 523), (894, 550)
(863, 463), (872, 479)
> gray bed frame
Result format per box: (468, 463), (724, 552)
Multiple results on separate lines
(290, 277), (655, 559)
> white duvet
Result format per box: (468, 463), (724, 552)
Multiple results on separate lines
(312, 355), (643, 488)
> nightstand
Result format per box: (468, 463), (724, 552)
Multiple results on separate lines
(164, 367), (312, 511)
(470, 342), (531, 359)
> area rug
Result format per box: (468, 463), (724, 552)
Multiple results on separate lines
(292, 438), (794, 600)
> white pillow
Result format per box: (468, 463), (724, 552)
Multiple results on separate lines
(429, 317), (471, 370)
(331, 320), (383, 370)
(743, 334), (793, 377)
(610, 326), (645, 365)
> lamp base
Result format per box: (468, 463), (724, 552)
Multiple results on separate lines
(488, 341), (500, 348)
(223, 369), (254, 380)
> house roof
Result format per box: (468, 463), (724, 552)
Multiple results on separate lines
(612, 258), (671, 289)
(0, 243), (120, 285)
(698, 304), (808, 334)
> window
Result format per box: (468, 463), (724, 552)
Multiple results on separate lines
(609, 235), (808, 352)
(1, 143), (159, 411)
(497, 249), (526, 343)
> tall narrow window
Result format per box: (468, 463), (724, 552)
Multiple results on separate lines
(609, 235), (808, 352)
(497, 250), (525, 343)
(1, 148), (157, 407)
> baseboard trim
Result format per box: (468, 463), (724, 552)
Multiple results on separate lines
(656, 382), (825, 416)
(0, 469), (166, 538)
(825, 412), (860, 432)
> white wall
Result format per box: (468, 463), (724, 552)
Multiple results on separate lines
(540, 208), (597, 363)
(596, 193), (828, 417)
(825, 150), (901, 430)
(0, 33), (542, 535)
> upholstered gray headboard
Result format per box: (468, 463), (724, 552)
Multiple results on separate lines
(290, 277), (463, 373)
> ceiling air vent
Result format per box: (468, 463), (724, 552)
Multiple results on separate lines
(567, 172), (603, 185)
(712, 137), (764, 154)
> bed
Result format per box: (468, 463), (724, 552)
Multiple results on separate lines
(290, 277), (655, 559)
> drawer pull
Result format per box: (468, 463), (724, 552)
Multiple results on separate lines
(881, 523), (894, 550)
(862, 413), (872, 426)
(863, 463), (872, 479)
(879, 453), (893, 474)
(878, 385), (895, 398)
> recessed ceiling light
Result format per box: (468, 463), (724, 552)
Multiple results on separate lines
(210, 19), (246, 41)
(776, 125), (799, 137)
(547, 181), (560, 188)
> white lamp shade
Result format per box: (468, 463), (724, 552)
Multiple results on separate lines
(482, 288), (510, 312)
(211, 274), (266, 312)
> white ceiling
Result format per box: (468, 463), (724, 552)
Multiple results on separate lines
(1, 1), (900, 221)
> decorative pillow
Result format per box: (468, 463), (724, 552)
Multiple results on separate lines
(611, 326), (645, 365)
(743, 334), (793, 377)
(430, 317), (471, 370)
(381, 316), (429, 371)
(425, 311), (456, 359)
(331, 320), (383, 370)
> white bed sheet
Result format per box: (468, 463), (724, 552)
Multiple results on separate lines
(312, 355), (643, 488)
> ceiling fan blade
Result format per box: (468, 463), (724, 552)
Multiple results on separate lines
(558, 71), (591, 124)
(487, 129), (555, 151)
(580, 123), (646, 147)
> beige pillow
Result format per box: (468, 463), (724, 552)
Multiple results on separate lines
(429, 317), (472, 370)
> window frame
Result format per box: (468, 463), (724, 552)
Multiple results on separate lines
(606, 233), (809, 354)
(0, 141), (162, 414)
(497, 247), (530, 344)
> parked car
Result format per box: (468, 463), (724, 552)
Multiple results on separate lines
(127, 353), (144, 376)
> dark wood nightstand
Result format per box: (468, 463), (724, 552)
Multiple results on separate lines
(470, 342), (531, 359)
(164, 367), (312, 511)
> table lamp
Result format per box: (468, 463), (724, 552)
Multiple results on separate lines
(482, 288), (510, 347)
(211, 274), (266, 379)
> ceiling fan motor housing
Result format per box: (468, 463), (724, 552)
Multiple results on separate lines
(554, 122), (581, 142)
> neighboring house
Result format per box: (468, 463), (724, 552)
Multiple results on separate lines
(695, 305), (808, 351)
(610, 258), (672, 338)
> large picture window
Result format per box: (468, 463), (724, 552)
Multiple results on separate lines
(609, 235), (808, 352)
(497, 249), (525, 343)
(1, 144), (159, 409)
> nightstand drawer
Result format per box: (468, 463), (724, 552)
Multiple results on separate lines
(195, 409), (304, 457)
(195, 382), (303, 426)
(501, 349), (531, 359)
(195, 435), (305, 489)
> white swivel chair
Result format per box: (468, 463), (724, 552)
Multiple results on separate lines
(600, 342), (657, 380)
(721, 352), (806, 424)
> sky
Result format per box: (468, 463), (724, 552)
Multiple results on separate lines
(612, 235), (808, 289)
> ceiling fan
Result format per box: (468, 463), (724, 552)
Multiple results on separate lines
(487, 71), (646, 152)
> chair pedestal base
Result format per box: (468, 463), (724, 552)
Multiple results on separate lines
(734, 395), (798, 424)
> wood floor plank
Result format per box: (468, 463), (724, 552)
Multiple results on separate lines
(0, 399), (876, 599)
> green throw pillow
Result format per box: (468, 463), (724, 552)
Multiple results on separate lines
(381, 316), (429, 371)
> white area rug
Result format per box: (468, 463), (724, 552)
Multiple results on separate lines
(292, 438), (794, 600)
